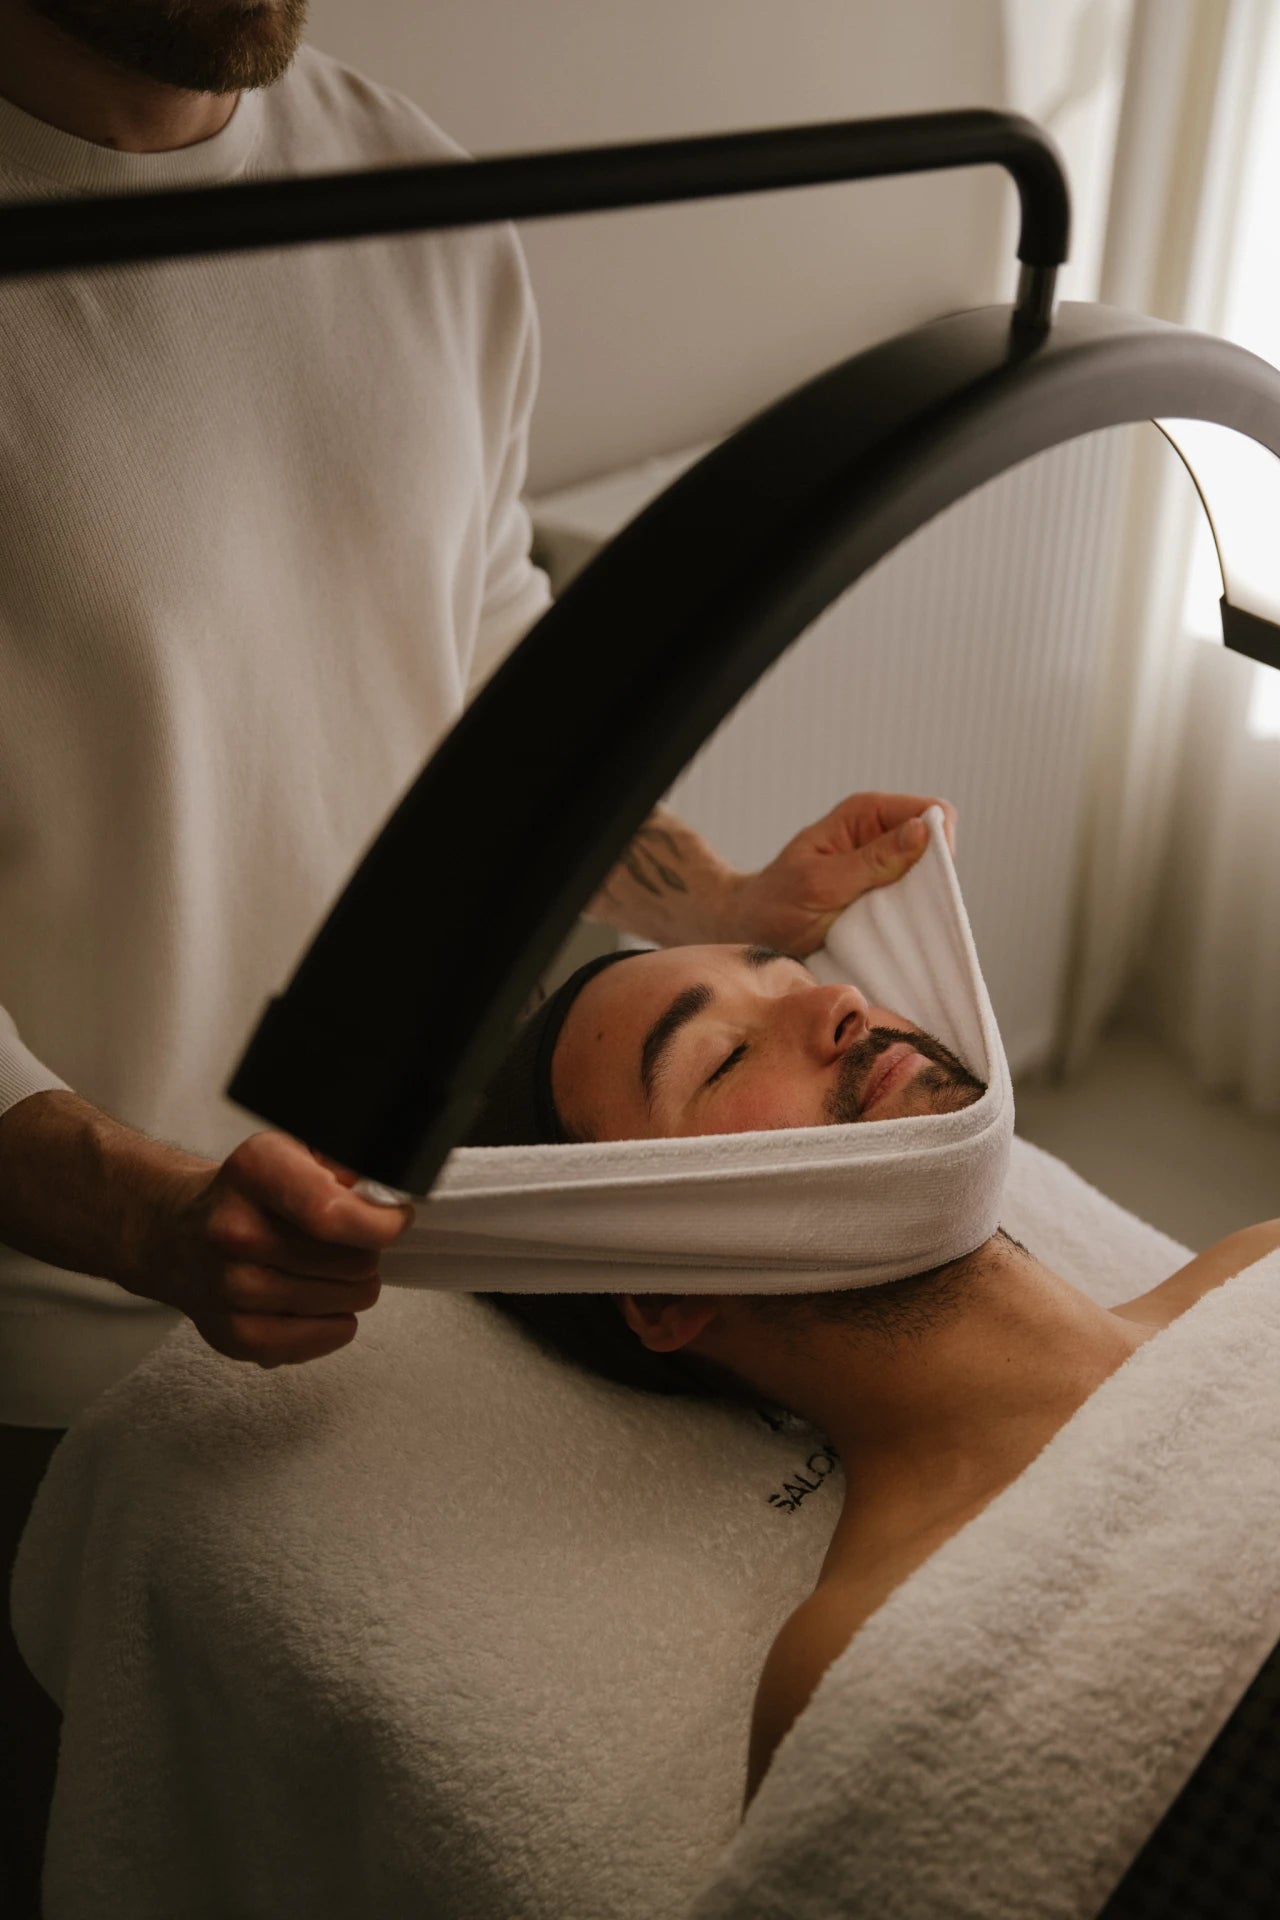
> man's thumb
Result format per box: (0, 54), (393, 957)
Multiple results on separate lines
(866, 818), (927, 882)
(309, 1147), (360, 1187)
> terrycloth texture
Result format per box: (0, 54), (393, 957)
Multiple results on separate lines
(383, 808), (1016, 1293)
(692, 1246), (1280, 1920)
(12, 1139), (1191, 1920)
(0, 46), (551, 1425)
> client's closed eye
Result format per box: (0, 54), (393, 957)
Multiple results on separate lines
(705, 1044), (747, 1087)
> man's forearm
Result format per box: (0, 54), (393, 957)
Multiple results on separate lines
(0, 1088), (212, 1290)
(584, 806), (746, 947)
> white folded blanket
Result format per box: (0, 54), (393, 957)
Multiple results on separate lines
(12, 1138), (1203, 1920)
(691, 1246), (1280, 1920)
(383, 807), (1016, 1294)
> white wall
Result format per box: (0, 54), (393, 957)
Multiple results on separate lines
(300, 1), (1138, 1045)
(305, 1), (1128, 493)
(1001, 0), (1132, 306)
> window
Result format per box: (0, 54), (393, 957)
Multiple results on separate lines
(1180, 0), (1280, 739)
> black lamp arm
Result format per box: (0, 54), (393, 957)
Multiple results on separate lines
(0, 108), (1068, 326)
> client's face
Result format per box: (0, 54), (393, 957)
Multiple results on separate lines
(552, 944), (986, 1141)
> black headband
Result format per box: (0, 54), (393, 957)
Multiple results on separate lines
(461, 948), (641, 1147)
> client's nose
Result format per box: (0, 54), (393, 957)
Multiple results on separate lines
(798, 984), (869, 1061)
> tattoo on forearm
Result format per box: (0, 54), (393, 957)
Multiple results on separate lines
(641, 824), (683, 858)
(587, 815), (699, 927)
(625, 824), (689, 896)
(623, 851), (664, 897)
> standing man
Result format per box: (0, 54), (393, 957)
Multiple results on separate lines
(0, 3), (951, 1907)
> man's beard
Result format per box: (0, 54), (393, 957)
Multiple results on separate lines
(26, 0), (310, 94)
(824, 1023), (987, 1123)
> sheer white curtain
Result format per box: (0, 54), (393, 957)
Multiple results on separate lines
(1144, 640), (1280, 1112)
(1061, 0), (1280, 1116)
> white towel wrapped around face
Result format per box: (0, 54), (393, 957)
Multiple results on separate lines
(382, 807), (1016, 1294)
(690, 1246), (1280, 1920)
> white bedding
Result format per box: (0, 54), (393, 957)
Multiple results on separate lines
(695, 1243), (1280, 1919)
(10, 1136), (1197, 1920)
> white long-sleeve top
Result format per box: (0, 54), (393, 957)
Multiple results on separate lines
(0, 46), (552, 1425)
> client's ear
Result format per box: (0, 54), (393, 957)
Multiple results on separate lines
(615, 1293), (719, 1353)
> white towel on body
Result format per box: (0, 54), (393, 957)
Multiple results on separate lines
(382, 806), (1016, 1294)
(691, 1246), (1280, 1920)
(12, 1138), (1202, 1920)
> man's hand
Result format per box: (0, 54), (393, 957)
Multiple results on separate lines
(586, 794), (958, 954)
(724, 791), (958, 957)
(122, 1130), (413, 1369)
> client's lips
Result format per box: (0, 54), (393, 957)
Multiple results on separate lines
(858, 1042), (925, 1117)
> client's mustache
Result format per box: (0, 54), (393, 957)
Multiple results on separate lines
(826, 1024), (987, 1124)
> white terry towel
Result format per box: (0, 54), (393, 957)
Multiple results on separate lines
(690, 1247), (1280, 1920)
(12, 1139), (1193, 1920)
(383, 806), (1016, 1293)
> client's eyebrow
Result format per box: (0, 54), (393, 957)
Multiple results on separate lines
(640, 983), (713, 1109)
(638, 950), (796, 1109)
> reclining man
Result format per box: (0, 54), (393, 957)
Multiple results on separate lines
(464, 939), (1280, 1806)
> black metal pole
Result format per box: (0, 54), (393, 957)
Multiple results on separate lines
(0, 108), (1069, 328)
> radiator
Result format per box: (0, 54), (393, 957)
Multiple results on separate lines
(529, 427), (1132, 1076)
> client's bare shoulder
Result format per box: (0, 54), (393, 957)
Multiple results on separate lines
(1116, 1217), (1280, 1329)
(745, 1588), (851, 1809)
(744, 1559), (911, 1811)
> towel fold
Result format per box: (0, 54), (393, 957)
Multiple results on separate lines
(384, 807), (1015, 1293)
(689, 1248), (1280, 1920)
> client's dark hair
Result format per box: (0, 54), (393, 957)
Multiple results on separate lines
(479, 1231), (1029, 1406)
(478, 1290), (758, 1404)
(463, 950), (639, 1147)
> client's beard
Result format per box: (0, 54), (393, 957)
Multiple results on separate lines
(825, 1025), (987, 1123)
(27, 0), (310, 95)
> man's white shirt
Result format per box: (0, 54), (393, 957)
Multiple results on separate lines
(0, 45), (552, 1423)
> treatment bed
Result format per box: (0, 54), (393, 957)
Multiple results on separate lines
(14, 1135), (1280, 1920)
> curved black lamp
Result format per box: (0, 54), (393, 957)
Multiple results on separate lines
(227, 296), (1280, 1194)
(11, 110), (1278, 1192)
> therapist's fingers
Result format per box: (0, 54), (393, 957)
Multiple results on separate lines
(854, 792), (957, 855)
(124, 1131), (412, 1370)
(308, 1148), (361, 1186)
(203, 1193), (384, 1281)
(217, 1265), (383, 1320)
(225, 1131), (415, 1247)
(811, 818), (927, 913)
(193, 1309), (361, 1370)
